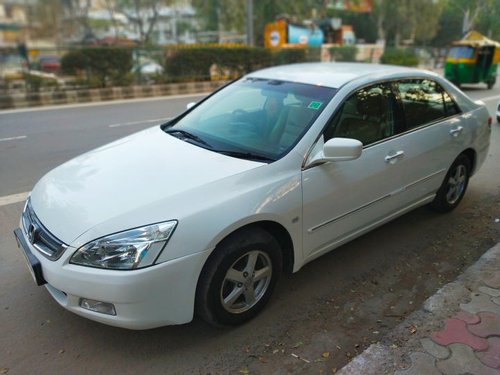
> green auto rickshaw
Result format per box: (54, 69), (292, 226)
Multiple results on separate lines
(445, 31), (500, 89)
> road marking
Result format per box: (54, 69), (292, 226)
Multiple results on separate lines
(0, 192), (29, 207)
(480, 94), (500, 102)
(0, 93), (208, 115)
(0, 135), (27, 142)
(108, 117), (171, 128)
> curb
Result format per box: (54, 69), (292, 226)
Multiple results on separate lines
(0, 80), (228, 110)
(337, 242), (500, 374)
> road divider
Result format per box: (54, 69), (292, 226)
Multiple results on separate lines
(0, 81), (227, 111)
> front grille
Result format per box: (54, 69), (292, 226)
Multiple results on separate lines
(22, 199), (67, 260)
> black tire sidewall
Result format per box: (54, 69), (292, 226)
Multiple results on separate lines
(431, 154), (471, 212)
(196, 228), (282, 326)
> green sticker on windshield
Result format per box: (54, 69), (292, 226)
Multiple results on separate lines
(308, 101), (322, 110)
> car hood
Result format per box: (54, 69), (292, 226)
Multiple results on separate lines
(30, 126), (263, 244)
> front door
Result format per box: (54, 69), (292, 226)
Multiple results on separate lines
(302, 83), (412, 260)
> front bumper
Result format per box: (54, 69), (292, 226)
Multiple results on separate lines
(14, 225), (211, 330)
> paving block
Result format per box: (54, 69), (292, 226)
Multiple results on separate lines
(431, 318), (488, 351)
(335, 343), (390, 375)
(460, 293), (500, 316)
(436, 343), (499, 375)
(420, 338), (450, 359)
(394, 352), (441, 375)
(467, 312), (500, 338)
(476, 337), (500, 369)
(484, 271), (500, 289)
(493, 296), (500, 307)
(479, 286), (500, 297)
(453, 310), (481, 324)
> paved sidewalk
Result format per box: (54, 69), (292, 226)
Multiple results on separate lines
(338, 243), (500, 375)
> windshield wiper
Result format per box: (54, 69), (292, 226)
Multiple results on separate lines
(213, 150), (275, 163)
(165, 129), (212, 148)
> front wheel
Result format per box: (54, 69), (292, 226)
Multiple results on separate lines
(430, 154), (471, 212)
(195, 227), (282, 326)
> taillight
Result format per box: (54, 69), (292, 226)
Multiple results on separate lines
(488, 117), (492, 128)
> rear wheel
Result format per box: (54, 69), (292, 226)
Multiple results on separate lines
(430, 154), (471, 212)
(195, 227), (282, 326)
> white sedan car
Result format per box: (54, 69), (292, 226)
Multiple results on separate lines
(15, 63), (491, 329)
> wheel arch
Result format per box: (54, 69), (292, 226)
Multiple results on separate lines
(461, 148), (476, 174)
(200, 220), (296, 278)
(193, 220), (295, 325)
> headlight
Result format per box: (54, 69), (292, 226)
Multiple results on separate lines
(70, 221), (177, 270)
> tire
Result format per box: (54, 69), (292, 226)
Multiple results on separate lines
(430, 154), (471, 213)
(487, 78), (496, 89)
(195, 227), (282, 327)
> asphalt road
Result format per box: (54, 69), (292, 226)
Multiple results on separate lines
(0, 94), (206, 197)
(0, 85), (499, 375)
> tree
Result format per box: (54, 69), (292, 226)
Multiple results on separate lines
(432, 0), (500, 48)
(371, 0), (444, 47)
(63, 0), (97, 42)
(118, 0), (166, 45)
(475, 0), (500, 39)
(450, 0), (493, 35)
(33, 0), (65, 40)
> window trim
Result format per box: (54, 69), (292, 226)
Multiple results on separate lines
(392, 78), (463, 133)
(302, 76), (464, 170)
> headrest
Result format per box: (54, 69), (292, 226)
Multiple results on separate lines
(356, 92), (387, 117)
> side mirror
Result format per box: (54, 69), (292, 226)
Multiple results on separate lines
(186, 102), (196, 110)
(307, 137), (362, 167)
(323, 137), (363, 161)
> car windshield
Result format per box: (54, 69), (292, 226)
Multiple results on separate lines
(162, 78), (336, 162)
(448, 46), (475, 59)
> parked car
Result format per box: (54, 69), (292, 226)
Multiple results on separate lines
(15, 63), (491, 329)
(37, 55), (61, 73)
(136, 61), (163, 75)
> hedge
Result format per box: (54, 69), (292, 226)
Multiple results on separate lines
(328, 45), (358, 62)
(61, 48), (133, 87)
(60, 45), (324, 86)
(164, 46), (318, 82)
(380, 48), (419, 67)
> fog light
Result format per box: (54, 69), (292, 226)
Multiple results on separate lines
(79, 298), (116, 316)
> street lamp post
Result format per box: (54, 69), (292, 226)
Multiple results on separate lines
(246, 0), (253, 46)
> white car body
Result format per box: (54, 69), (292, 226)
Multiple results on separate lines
(15, 63), (491, 329)
(497, 99), (500, 122)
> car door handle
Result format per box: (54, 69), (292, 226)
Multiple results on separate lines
(450, 126), (464, 137)
(385, 150), (405, 163)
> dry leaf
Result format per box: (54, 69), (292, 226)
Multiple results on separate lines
(322, 352), (330, 358)
(291, 341), (303, 348)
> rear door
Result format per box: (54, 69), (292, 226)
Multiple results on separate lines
(391, 79), (465, 203)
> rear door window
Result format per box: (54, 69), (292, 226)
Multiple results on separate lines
(395, 79), (461, 130)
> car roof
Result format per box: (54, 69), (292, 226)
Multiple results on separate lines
(246, 62), (427, 89)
